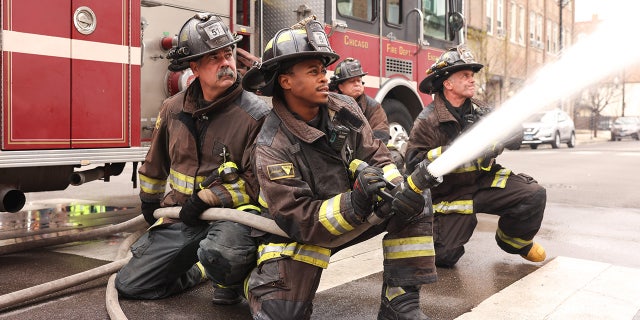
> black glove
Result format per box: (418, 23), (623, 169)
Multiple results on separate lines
(479, 141), (504, 168)
(407, 159), (442, 193)
(179, 193), (210, 227)
(351, 166), (386, 219)
(141, 200), (161, 226)
(391, 184), (426, 220)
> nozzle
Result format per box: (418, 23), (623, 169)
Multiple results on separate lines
(407, 160), (442, 193)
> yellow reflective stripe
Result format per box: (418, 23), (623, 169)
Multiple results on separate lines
(223, 178), (251, 207)
(258, 190), (268, 208)
(139, 174), (166, 194)
(257, 243), (331, 269)
(382, 164), (402, 182)
(195, 175), (206, 189)
(236, 204), (261, 212)
(349, 159), (367, 179)
(318, 194), (355, 236)
(496, 228), (532, 249)
(433, 200), (473, 214)
(452, 161), (479, 173)
(169, 168), (196, 195)
(195, 261), (206, 280)
(426, 147), (442, 162)
(406, 175), (423, 194)
(491, 168), (511, 188)
(383, 236), (435, 260)
(384, 286), (406, 301)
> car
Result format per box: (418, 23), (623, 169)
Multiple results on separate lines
(610, 116), (640, 141)
(520, 109), (576, 149)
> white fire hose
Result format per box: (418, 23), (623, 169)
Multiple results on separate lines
(0, 207), (373, 319)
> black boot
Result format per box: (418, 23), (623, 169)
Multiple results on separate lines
(377, 285), (430, 320)
(211, 286), (242, 305)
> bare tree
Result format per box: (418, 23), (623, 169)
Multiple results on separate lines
(581, 82), (617, 137)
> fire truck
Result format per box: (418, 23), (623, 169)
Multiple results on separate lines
(1, 0), (463, 213)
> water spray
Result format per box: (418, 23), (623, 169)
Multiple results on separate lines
(426, 13), (640, 178)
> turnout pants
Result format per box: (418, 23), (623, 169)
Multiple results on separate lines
(433, 171), (546, 267)
(115, 218), (257, 299)
(246, 212), (437, 320)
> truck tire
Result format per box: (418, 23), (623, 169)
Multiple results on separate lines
(382, 98), (413, 134)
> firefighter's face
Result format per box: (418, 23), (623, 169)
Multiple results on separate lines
(191, 47), (237, 93)
(279, 59), (330, 105)
(337, 76), (364, 99)
(444, 69), (476, 99)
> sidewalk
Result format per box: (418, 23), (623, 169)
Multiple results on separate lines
(455, 256), (640, 320)
(576, 129), (610, 145)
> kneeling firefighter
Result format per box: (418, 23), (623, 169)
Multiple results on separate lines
(242, 16), (442, 320)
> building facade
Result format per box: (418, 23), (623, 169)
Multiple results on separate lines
(463, 0), (574, 110)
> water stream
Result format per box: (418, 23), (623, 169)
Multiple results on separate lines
(427, 12), (640, 177)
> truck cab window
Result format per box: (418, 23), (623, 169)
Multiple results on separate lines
(337, 0), (376, 21)
(423, 0), (447, 39)
(386, 0), (401, 25)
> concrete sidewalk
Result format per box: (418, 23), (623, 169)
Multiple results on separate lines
(455, 256), (640, 320)
(576, 129), (610, 145)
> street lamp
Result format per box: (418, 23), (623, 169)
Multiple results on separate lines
(558, 0), (570, 52)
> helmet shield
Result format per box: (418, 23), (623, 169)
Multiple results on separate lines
(242, 16), (339, 96)
(418, 44), (483, 94)
(168, 13), (242, 66)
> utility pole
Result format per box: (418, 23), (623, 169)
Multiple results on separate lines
(558, 0), (570, 52)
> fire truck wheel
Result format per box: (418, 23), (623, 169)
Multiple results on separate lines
(382, 98), (413, 134)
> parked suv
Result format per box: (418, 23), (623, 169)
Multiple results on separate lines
(520, 109), (576, 149)
(610, 116), (640, 141)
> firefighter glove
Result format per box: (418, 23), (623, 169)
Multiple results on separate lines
(141, 200), (161, 226)
(351, 166), (387, 219)
(479, 141), (504, 169)
(179, 193), (210, 227)
(391, 183), (426, 221)
(198, 184), (235, 208)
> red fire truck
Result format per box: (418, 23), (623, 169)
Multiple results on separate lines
(1, 0), (463, 212)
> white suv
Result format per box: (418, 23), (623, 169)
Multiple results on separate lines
(521, 109), (576, 149)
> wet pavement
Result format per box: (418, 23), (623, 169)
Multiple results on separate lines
(4, 202), (640, 319)
(2, 134), (640, 319)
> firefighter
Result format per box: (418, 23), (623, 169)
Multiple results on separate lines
(329, 58), (390, 143)
(115, 13), (270, 305)
(242, 17), (437, 320)
(405, 44), (547, 268)
(329, 58), (405, 171)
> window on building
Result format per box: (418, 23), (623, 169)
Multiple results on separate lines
(486, 0), (494, 34)
(337, 0), (376, 21)
(529, 12), (535, 44)
(519, 6), (525, 45)
(536, 13), (542, 47)
(509, 2), (517, 42)
(386, 0), (401, 25)
(553, 24), (558, 53)
(423, 0), (447, 39)
(496, 0), (504, 33)
(546, 19), (552, 53)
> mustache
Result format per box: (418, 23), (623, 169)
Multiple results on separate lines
(217, 67), (235, 79)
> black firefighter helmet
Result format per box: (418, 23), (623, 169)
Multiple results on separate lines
(242, 16), (339, 96)
(167, 13), (242, 71)
(328, 57), (367, 91)
(418, 44), (483, 94)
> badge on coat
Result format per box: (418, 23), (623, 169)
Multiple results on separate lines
(267, 163), (295, 180)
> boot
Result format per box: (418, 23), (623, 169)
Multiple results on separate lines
(377, 285), (430, 320)
(520, 242), (546, 262)
(211, 286), (242, 305)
